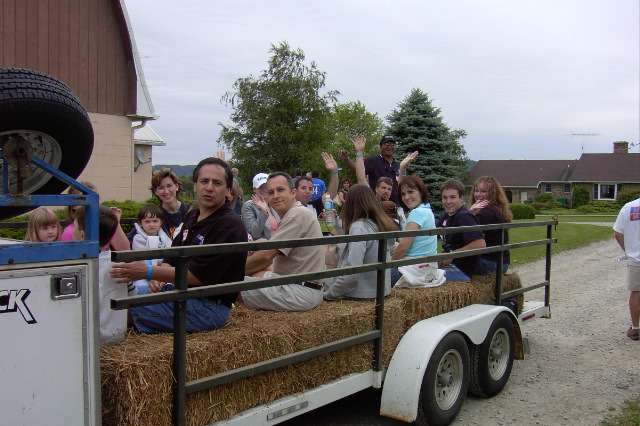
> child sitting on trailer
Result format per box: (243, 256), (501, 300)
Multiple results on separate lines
(72, 205), (137, 345)
(24, 207), (61, 242)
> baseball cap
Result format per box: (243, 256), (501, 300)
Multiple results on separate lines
(380, 135), (397, 145)
(252, 173), (269, 188)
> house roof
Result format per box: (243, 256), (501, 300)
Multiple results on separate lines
(118, 0), (156, 120)
(134, 123), (165, 146)
(468, 160), (578, 187)
(569, 153), (640, 182)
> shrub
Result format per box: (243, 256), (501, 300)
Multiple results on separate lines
(617, 188), (640, 207)
(509, 203), (536, 219)
(534, 193), (553, 203)
(545, 200), (568, 210)
(532, 203), (545, 211)
(572, 187), (590, 209)
(577, 201), (620, 214)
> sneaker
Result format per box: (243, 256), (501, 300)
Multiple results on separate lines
(627, 327), (640, 341)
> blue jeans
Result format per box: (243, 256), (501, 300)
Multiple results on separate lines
(442, 264), (471, 281)
(390, 267), (401, 287)
(474, 258), (510, 276)
(130, 284), (230, 333)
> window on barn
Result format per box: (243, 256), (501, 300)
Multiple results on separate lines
(563, 184), (571, 193)
(593, 183), (617, 200)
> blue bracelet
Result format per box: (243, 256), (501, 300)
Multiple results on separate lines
(146, 264), (153, 281)
(355, 154), (364, 157)
(330, 171), (338, 174)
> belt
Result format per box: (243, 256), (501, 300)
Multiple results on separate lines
(301, 281), (322, 291)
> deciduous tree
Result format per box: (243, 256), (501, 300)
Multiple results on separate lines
(218, 42), (338, 179)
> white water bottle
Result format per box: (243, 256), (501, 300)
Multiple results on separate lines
(323, 194), (336, 226)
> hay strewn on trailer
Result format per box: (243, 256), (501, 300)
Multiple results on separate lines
(101, 273), (521, 425)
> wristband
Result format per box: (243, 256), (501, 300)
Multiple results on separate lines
(330, 171), (338, 174)
(355, 154), (364, 157)
(146, 264), (153, 281)
(400, 173), (407, 176)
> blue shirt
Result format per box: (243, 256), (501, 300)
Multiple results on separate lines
(404, 203), (437, 258)
(311, 178), (326, 201)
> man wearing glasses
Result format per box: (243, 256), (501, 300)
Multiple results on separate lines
(341, 135), (402, 206)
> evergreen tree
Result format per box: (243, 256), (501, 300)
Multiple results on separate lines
(387, 88), (468, 213)
(218, 42), (339, 179)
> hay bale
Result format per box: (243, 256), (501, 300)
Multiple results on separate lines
(389, 273), (523, 330)
(101, 274), (521, 425)
(101, 297), (404, 426)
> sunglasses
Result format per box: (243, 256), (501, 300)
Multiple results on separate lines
(382, 141), (397, 146)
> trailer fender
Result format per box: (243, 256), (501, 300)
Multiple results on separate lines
(380, 304), (520, 423)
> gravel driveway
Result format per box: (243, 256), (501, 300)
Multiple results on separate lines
(456, 231), (640, 425)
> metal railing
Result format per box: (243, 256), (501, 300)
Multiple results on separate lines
(109, 219), (556, 425)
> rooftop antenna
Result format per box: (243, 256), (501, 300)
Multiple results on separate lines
(567, 131), (602, 153)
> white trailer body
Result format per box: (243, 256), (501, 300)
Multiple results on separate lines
(0, 258), (100, 426)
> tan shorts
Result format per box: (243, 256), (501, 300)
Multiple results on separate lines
(627, 263), (640, 292)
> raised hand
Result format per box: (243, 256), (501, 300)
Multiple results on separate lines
(469, 200), (490, 213)
(400, 151), (419, 170)
(321, 152), (338, 173)
(337, 149), (349, 161)
(252, 194), (269, 213)
(351, 133), (366, 154)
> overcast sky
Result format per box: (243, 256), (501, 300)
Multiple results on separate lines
(124, 0), (639, 166)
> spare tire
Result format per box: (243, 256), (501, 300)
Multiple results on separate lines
(0, 68), (94, 220)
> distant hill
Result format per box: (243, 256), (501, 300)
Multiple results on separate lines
(153, 164), (196, 178)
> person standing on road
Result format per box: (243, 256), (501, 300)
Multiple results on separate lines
(613, 197), (640, 340)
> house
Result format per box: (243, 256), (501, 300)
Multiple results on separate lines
(467, 142), (639, 205)
(0, 0), (161, 202)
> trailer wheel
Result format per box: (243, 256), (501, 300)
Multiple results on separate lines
(0, 68), (94, 220)
(415, 332), (469, 426)
(468, 313), (515, 398)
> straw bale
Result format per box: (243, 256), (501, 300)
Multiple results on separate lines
(101, 274), (520, 425)
(389, 273), (523, 330)
(101, 297), (404, 426)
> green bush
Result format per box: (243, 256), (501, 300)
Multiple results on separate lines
(572, 186), (590, 209)
(534, 193), (553, 203)
(532, 203), (545, 211)
(509, 203), (536, 219)
(617, 188), (640, 207)
(577, 200), (620, 214)
(545, 200), (568, 210)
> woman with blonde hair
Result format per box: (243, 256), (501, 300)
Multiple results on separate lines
(24, 207), (61, 242)
(323, 184), (397, 300)
(469, 176), (513, 275)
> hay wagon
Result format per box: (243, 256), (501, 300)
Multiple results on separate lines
(1, 68), (556, 426)
(101, 221), (555, 426)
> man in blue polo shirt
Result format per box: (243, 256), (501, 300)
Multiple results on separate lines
(340, 134), (401, 206)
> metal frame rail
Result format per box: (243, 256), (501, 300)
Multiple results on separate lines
(111, 219), (557, 426)
(0, 153), (99, 264)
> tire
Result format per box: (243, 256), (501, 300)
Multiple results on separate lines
(0, 68), (94, 220)
(468, 312), (515, 398)
(415, 332), (470, 426)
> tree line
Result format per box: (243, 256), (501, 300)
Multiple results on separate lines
(217, 41), (469, 212)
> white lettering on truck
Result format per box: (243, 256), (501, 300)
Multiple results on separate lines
(0, 289), (36, 324)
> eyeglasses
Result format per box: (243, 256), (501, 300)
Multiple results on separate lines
(382, 141), (396, 147)
(153, 167), (172, 177)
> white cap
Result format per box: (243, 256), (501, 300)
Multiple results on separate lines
(252, 173), (269, 188)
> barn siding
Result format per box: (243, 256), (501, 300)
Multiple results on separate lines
(1, 0), (136, 116)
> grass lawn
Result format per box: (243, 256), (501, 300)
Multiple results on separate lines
(509, 221), (614, 266)
(601, 397), (640, 425)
